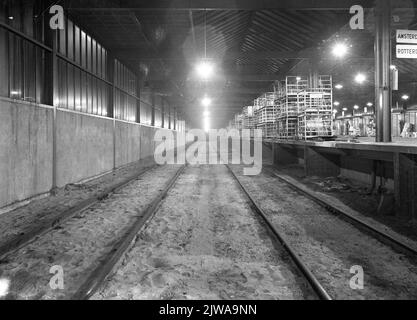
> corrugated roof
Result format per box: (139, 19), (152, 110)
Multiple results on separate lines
(68, 4), (417, 128)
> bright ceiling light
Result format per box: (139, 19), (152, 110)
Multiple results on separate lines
(202, 96), (212, 107)
(296, 76), (302, 81)
(203, 110), (210, 117)
(390, 65), (397, 70)
(196, 61), (214, 80)
(332, 43), (348, 58)
(402, 94), (410, 101)
(334, 101), (340, 106)
(354, 105), (360, 110)
(335, 84), (343, 90)
(355, 73), (366, 84)
(333, 109), (338, 114)
(204, 117), (210, 133)
(343, 108), (348, 111)
(367, 102), (373, 107)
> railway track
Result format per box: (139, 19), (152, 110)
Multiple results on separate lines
(225, 164), (332, 300)
(263, 166), (417, 257)
(0, 164), (185, 300)
(0, 164), (158, 260)
(72, 164), (186, 300)
(3, 160), (417, 300)
(227, 164), (417, 300)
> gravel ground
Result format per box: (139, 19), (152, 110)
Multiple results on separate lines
(274, 163), (417, 243)
(0, 160), (155, 250)
(0, 165), (182, 300)
(93, 165), (315, 300)
(232, 166), (417, 300)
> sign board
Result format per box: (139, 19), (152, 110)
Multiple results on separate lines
(396, 30), (417, 44)
(396, 45), (417, 59)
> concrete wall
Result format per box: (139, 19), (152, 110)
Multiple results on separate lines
(0, 98), (178, 209)
(272, 142), (395, 190)
(340, 156), (394, 190)
(0, 98), (53, 207)
(56, 110), (114, 188)
(115, 121), (141, 168)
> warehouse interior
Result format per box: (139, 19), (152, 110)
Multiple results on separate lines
(1, 0), (417, 301)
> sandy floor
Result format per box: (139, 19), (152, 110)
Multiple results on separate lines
(0, 160), (155, 250)
(93, 165), (314, 300)
(274, 163), (417, 243)
(232, 166), (417, 300)
(0, 165), (182, 300)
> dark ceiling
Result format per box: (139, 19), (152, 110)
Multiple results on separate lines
(64, 0), (417, 128)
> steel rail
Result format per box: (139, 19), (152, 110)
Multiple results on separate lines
(225, 165), (332, 301)
(72, 164), (186, 300)
(264, 166), (417, 257)
(0, 165), (157, 260)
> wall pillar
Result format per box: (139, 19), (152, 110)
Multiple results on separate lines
(173, 107), (177, 131)
(151, 91), (155, 127)
(393, 152), (417, 220)
(273, 144), (298, 166)
(304, 147), (341, 177)
(136, 79), (141, 124)
(51, 30), (59, 193)
(168, 103), (171, 130)
(161, 99), (165, 128)
(374, 0), (392, 142)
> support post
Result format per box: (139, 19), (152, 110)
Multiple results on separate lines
(51, 30), (59, 194)
(161, 98), (165, 129)
(151, 91), (155, 127)
(304, 147), (341, 177)
(374, 0), (392, 142)
(111, 58), (116, 171)
(168, 103), (171, 130)
(136, 79), (141, 124)
(273, 144), (298, 166)
(381, 0), (392, 142)
(393, 153), (417, 220)
(173, 107), (177, 130)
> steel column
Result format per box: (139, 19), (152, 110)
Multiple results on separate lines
(151, 91), (155, 127)
(51, 30), (59, 193)
(374, 0), (392, 143)
(111, 57), (117, 171)
(136, 80), (141, 123)
(381, 0), (392, 142)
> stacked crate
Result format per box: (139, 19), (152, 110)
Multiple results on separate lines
(276, 76), (308, 139)
(227, 120), (234, 131)
(297, 76), (333, 140)
(242, 106), (255, 129)
(254, 93), (277, 139)
(234, 113), (244, 130)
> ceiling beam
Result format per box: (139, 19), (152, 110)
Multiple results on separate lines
(148, 74), (292, 82)
(111, 48), (373, 61)
(66, 0), (376, 11)
(156, 87), (274, 95)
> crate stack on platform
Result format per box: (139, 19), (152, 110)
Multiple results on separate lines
(276, 76), (309, 139)
(254, 92), (277, 139)
(234, 113), (244, 131)
(229, 75), (333, 140)
(297, 75), (333, 140)
(242, 106), (255, 129)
